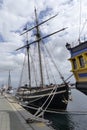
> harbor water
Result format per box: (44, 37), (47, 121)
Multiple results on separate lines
(45, 89), (87, 130)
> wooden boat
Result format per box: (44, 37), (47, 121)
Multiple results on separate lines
(66, 41), (87, 95)
(16, 9), (69, 115)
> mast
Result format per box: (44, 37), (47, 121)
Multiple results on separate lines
(8, 70), (12, 90)
(26, 26), (31, 88)
(35, 8), (44, 87)
(16, 10), (67, 88)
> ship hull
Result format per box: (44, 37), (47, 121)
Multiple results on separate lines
(66, 41), (87, 96)
(16, 84), (69, 114)
(76, 82), (87, 95)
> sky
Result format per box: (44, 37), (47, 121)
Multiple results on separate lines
(0, 0), (87, 88)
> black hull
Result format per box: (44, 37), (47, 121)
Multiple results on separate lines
(76, 82), (87, 95)
(17, 84), (69, 113)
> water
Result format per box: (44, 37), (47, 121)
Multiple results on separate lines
(45, 89), (87, 130)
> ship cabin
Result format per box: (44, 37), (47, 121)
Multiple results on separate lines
(66, 41), (87, 95)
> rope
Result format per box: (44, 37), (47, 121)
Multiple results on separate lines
(21, 104), (87, 115)
(37, 85), (58, 117)
(79, 19), (87, 41)
(34, 85), (58, 117)
(45, 110), (87, 115)
(25, 95), (44, 104)
(44, 43), (67, 85)
(40, 39), (57, 84)
(41, 44), (50, 85)
(78, 0), (82, 43)
(42, 43), (57, 84)
(29, 51), (38, 87)
(65, 74), (73, 82)
(18, 50), (27, 88)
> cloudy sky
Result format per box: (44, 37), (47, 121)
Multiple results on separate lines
(0, 0), (87, 88)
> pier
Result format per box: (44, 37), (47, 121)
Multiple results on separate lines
(0, 94), (54, 130)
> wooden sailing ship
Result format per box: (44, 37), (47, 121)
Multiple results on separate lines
(66, 41), (87, 95)
(16, 9), (69, 115)
(65, 0), (87, 96)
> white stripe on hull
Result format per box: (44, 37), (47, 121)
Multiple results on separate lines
(19, 90), (66, 99)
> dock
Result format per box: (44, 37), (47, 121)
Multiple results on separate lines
(0, 94), (54, 130)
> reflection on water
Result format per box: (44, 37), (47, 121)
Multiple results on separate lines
(45, 113), (74, 130)
(45, 89), (87, 130)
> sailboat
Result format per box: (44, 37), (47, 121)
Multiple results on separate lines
(6, 70), (13, 94)
(16, 9), (69, 115)
(7, 70), (12, 90)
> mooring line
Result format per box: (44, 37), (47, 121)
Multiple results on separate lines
(21, 104), (87, 115)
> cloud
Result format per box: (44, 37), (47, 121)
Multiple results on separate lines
(0, 0), (87, 87)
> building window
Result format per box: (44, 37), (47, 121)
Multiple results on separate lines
(78, 56), (85, 67)
(72, 59), (77, 69)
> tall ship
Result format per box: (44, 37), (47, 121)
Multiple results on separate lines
(66, 41), (87, 95)
(16, 9), (69, 115)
